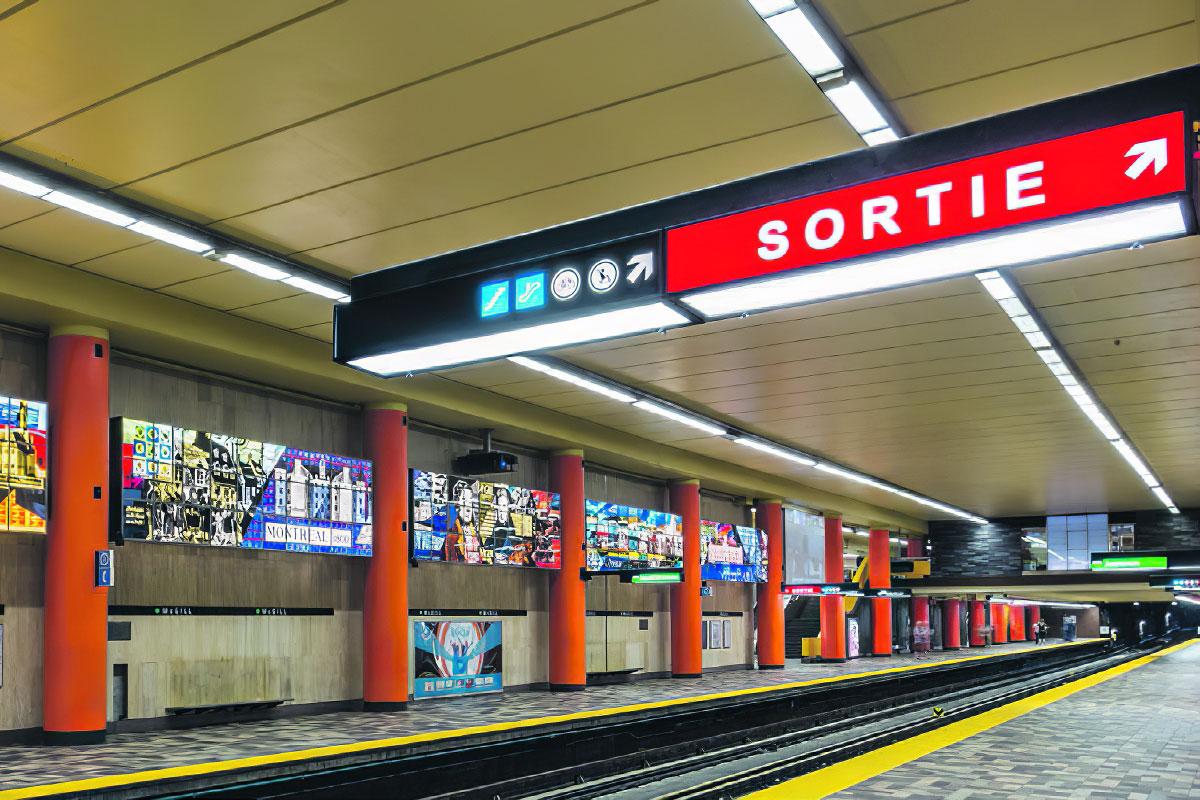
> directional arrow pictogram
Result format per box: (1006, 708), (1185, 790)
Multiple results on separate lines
(1124, 138), (1168, 179)
(626, 252), (654, 284)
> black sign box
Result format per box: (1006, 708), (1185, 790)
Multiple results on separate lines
(335, 233), (666, 366)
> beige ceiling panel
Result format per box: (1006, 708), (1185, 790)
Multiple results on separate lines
(221, 58), (839, 256)
(821, 0), (956, 36)
(305, 115), (859, 272)
(1015, 236), (1200, 285)
(37, 0), (642, 191)
(75, 242), (224, 289)
(294, 323), (334, 344)
(1070, 327), (1200, 363)
(1057, 309), (1200, 349)
(1019, 258), (1199, 308)
(0, 193), (46, 228)
(850, 0), (1192, 99)
(0, 0), (328, 145)
(159, 268), (298, 310)
(125, 0), (790, 219)
(229, 293), (333, 330)
(891, 25), (1197, 132)
(0, 208), (144, 265)
(1037, 286), (1200, 329)
(1089, 359), (1200, 388)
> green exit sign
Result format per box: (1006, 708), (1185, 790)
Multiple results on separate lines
(631, 572), (683, 585)
(1090, 555), (1167, 571)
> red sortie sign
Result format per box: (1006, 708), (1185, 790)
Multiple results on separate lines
(666, 112), (1186, 294)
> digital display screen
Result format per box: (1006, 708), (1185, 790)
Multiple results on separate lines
(585, 500), (682, 572)
(700, 520), (766, 582)
(411, 469), (561, 569)
(115, 418), (372, 556)
(0, 397), (47, 533)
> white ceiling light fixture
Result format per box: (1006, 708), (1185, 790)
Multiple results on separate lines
(763, 6), (842, 77)
(633, 400), (728, 436)
(283, 274), (351, 302)
(220, 253), (291, 281)
(351, 302), (689, 376)
(0, 169), (50, 197)
(824, 81), (888, 134)
(862, 128), (899, 146)
(975, 267), (1180, 514)
(128, 221), (211, 254)
(507, 356), (637, 403)
(44, 190), (136, 227)
(683, 200), (1187, 318)
(735, 436), (817, 466)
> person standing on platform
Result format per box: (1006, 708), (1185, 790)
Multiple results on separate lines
(1034, 619), (1047, 644)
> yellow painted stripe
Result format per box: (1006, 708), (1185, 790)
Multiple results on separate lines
(0, 639), (1099, 800)
(749, 638), (1198, 800)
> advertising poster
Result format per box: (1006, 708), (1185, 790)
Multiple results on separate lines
(700, 520), (766, 582)
(0, 397), (47, 534)
(783, 507), (826, 585)
(585, 500), (682, 572)
(410, 470), (561, 569)
(413, 620), (503, 699)
(116, 418), (372, 556)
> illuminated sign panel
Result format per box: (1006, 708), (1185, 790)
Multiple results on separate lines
(0, 396), (47, 533)
(1090, 554), (1168, 571)
(700, 520), (766, 582)
(666, 113), (1186, 294)
(585, 500), (682, 573)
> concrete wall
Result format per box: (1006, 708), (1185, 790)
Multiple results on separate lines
(928, 518), (1034, 577)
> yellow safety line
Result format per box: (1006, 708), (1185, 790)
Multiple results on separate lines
(0, 638), (1100, 800)
(748, 638), (1198, 799)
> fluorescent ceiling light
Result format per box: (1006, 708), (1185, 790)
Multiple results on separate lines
(764, 7), (842, 77)
(284, 275), (348, 300)
(1112, 438), (1153, 479)
(507, 356), (637, 403)
(749, 0), (795, 16)
(633, 400), (727, 436)
(1168, 505), (1181, 515)
(824, 81), (887, 134)
(735, 437), (817, 466)
(1024, 332), (1051, 348)
(0, 169), (50, 197)
(1010, 315), (1039, 334)
(814, 462), (882, 487)
(350, 302), (689, 375)
(997, 297), (1028, 317)
(1151, 486), (1174, 507)
(220, 253), (291, 281)
(128, 221), (211, 253)
(682, 201), (1186, 318)
(44, 190), (135, 227)
(862, 128), (898, 147)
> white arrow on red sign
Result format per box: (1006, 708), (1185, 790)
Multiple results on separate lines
(1124, 138), (1168, 179)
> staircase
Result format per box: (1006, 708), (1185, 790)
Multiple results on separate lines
(784, 595), (822, 658)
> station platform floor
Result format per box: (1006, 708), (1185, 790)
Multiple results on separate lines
(0, 638), (1093, 799)
(753, 638), (1200, 800)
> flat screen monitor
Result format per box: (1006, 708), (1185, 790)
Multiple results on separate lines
(700, 520), (766, 582)
(410, 469), (561, 569)
(0, 396), (47, 533)
(114, 417), (373, 557)
(585, 500), (682, 572)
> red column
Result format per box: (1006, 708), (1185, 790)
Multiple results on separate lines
(1010, 602), (1027, 641)
(43, 327), (110, 744)
(755, 499), (785, 669)
(969, 600), (987, 646)
(670, 480), (702, 677)
(363, 402), (409, 710)
(904, 537), (924, 558)
(1029, 604), (1041, 629)
(991, 602), (1009, 644)
(868, 529), (892, 656)
(549, 450), (586, 689)
(820, 516), (846, 661)
(944, 599), (962, 649)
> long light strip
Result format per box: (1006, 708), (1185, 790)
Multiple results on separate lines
(682, 201), (1188, 318)
(507, 356), (637, 402)
(975, 267), (1179, 514)
(0, 160), (349, 304)
(748, 1), (899, 146)
(351, 302), (690, 375)
(506, 354), (987, 523)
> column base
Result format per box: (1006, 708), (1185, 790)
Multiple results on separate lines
(42, 729), (105, 746)
(549, 683), (587, 692)
(362, 700), (408, 712)
(671, 672), (702, 679)
(814, 656), (847, 663)
(870, 652), (892, 657)
(757, 663), (785, 670)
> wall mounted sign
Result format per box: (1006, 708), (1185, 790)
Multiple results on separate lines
(666, 113), (1186, 294)
(94, 549), (114, 588)
(0, 396), (47, 534)
(1148, 575), (1200, 590)
(108, 606), (335, 616)
(781, 582), (861, 596)
(1090, 554), (1169, 571)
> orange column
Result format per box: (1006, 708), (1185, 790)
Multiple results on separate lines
(944, 599), (963, 649)
(1010, 602), (1027, 641)
(990, 602), (1009, 644)
(363, 402), (409, 710)
(969, 599), (987, 646)
(820, 516), (846, 661)
(755, 499), (785, 669)
(669, 480), (702, 677)
(868, 528), (892, 656)
(549, 450), (586, 690)
(1028, 604), (1041, 629)
(43, 327), (110, 744)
